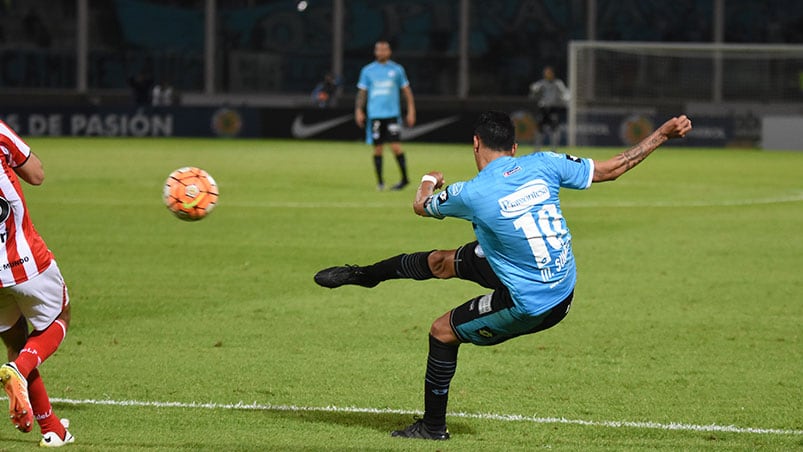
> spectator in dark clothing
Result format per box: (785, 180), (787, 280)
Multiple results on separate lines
(128, 72), (154, 106)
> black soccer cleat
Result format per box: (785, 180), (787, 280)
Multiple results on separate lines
(390, 180), (409, 191)
(314, 265), (378, 288)
(390, 418), (450, 440)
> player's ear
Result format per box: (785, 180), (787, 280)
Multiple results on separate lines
(511, 142), (518, 156)
(473, 135), (480, 153)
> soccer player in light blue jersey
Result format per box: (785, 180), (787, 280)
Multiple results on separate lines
(355, 40), (416, 191)
(315, 111), (692, 440)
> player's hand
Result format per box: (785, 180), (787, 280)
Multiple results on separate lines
(424, 171), (445, 189)
(660, 115), (692, 139)
(355, 110), (366, 128)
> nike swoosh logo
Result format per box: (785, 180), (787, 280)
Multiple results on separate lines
(292, 114), (354, 138)
(401, 116), (461, 140)
(182, 192), (206, 209)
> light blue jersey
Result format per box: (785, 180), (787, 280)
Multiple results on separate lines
(357, 60), (409, 120)
(425, 152), (594, 316)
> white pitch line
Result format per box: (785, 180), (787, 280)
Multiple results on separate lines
(48, 397), (803, 436)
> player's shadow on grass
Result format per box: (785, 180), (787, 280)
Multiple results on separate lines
(266, 408), (474, 437)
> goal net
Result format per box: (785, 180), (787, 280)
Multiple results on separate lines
(567, 41), (803, 146)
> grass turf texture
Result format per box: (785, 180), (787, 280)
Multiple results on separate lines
(0, 137), (800, 450)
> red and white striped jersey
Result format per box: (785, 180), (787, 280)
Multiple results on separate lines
(0, 120), (54, 287)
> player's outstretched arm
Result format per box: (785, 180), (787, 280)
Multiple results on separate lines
(413, 172), (444, 217)
(593, 115), (692, 183)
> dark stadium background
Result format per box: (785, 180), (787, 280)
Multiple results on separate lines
(1, 0), (801, 146)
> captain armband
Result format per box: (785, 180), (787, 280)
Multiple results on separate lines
(422, 195), (445, 219)
(422, 195), (434, 211)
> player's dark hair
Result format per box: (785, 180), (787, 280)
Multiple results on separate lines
(473, 111), (516, 152)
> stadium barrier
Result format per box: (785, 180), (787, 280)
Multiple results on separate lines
(0, 105), (749, 147)
(761, 116), (803, 150)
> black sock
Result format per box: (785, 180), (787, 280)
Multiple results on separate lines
(423, 334), (459, 429)
(395, 153), (408, 182)
(364, 252), (434, 282)
(374, 155), (383, 184)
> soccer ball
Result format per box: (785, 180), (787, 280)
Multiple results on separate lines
(163, 167), (218, 221)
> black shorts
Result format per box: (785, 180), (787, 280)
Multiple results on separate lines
(535, 107), (561, 130)
(450, 241), (573, 345)
(369, 117), (402, 145)
(450, 289), (573, 346)
(454, 241), (502, 289)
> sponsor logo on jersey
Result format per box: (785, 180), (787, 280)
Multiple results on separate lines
(565, 154), (581, 163)
(0, 197), (10, 224)
(503, 166), (522, 177)
(2, 256), (29, 270)
(498, 179), (550, 218)
(447, 181), (464, 196)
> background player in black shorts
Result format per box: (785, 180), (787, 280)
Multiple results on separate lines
(529, 66), (570, 152)
(355, 40), (417, 191)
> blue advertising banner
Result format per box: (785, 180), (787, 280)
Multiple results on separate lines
(1, 105), (737, 148)
(0, 106), (261, 138)
(573, 112), (734, 147)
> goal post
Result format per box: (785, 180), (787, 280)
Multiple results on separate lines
(567, 41), (803, 147)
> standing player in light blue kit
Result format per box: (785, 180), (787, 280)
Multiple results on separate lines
(315, 111), (692, 440)
(355, 40), (416, 191)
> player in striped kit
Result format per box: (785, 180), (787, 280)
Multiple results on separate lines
(0, 120), (74, 447)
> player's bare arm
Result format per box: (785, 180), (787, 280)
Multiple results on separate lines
(593, 115), (692, 183)
(354, 89), (367, 127)
(402, 86), (416, 127)
(413, 171), (444, 216)
(14, 152), (44, 186)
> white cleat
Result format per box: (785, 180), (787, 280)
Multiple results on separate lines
(40, 418), (75, 448)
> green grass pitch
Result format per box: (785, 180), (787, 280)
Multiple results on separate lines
(1, 137), (800, 450)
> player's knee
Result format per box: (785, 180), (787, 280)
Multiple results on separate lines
(429, 317), (449, 339)
(428, 250), (456, 279)
(429, 313), (459, 344)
